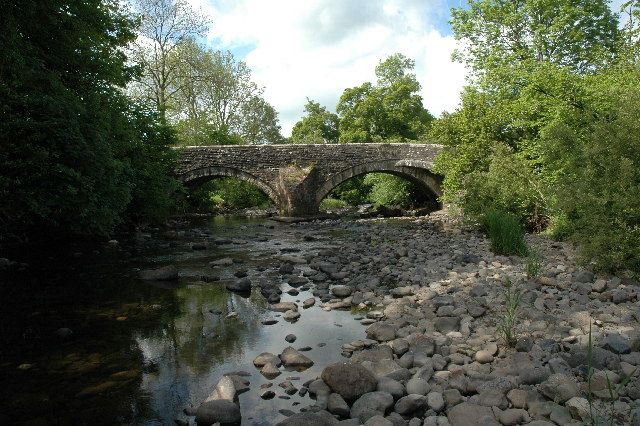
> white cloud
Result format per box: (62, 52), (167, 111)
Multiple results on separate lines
(190, 0), (467, 136)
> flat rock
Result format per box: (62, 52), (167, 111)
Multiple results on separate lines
(447, 402), (498, 426)
(277, 410), (339, 426)
(271, 302), (298, 312)
(283, 310), (301, 321)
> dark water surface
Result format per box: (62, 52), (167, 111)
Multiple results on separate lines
(0, 216), (365, 425)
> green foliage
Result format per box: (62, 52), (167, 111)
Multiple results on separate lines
(451, 0), (619, 78)
(481, 211), (528, 256)
(364, 174), (413, 208)
(337, 53), (434, 143)
(142, 39), (283, 146)
(434, 0), (640, 273)
(328, 176), (371, 205)
(497, 278), (523, 347)
(319, 198), (348, 211)
(290, 99), (339, 144)
(0, 0), (177, 243)
(190, 178), (271, 211)
(526, 248), (542, 279)
(544, 66), (640, 273)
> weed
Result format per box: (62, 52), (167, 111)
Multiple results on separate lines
(481, 210), (528, 256)
(497, 278), (522, 347)
(526, 247), (542, 278)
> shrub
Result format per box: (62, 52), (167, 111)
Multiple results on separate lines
(319, 198), (347, 210)
(481, 210), (528, 256)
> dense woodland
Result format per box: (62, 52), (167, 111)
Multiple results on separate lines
(1, 0), (639, 274)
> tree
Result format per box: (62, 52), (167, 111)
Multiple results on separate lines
(337, 53), (433, 143)
(290, 99), (339, 144)
(170, 42), (283, 145)
(0, 0), (177, 243)
(451, 0), (619, 78)
(129, 0), (209, 119)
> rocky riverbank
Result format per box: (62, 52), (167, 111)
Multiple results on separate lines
(174, 211), (640, 425)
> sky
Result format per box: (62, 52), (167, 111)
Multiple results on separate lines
(187, 0), (627, 137)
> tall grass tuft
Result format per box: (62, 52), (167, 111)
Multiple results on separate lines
(481, 210), (528, 256)
(497, 278), (522, 347)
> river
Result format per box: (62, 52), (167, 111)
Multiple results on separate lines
(0, 215), (367, 425)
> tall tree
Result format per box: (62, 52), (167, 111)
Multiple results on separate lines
(290, 99), (339, 144)
(337, 53), (433, 143)
(0, 0), (176, 242)
(129, 0), (209, 119)
(451, 0), (619, 78)
(171, 42), (283, 145)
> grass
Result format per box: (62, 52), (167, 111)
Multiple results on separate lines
(526, 247), (542, 278)
(481, 210), (528, 256)
(497, 278), (522, 347)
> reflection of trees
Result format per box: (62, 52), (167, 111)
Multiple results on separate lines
(171, 285), (266, 372)
(133, 284), (268, 422)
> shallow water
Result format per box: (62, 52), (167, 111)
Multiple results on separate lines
(0, 216), (366, 425)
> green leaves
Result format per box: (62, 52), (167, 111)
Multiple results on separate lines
(452, 0), (619, 79)
(290, 99), (339, 144)
(337, 53), (433, 143)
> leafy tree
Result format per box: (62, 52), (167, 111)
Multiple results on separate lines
(451, 0), (619, 78)
(0, 0), (177, 243)
(170, 41), (283, 145)
(128, 0), (209, 120)
(290, 99), (339, 144)
(337, 53), (433, 143)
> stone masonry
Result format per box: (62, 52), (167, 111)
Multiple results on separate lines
(175, 143), (443, 216)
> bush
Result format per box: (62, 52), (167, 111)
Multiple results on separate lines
(190, 178), (271, 211)
(319, 198), (347, 210)
(364, 173), (413, 207)
(481, 210), (528, 256)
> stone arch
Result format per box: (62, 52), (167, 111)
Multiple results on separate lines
(178, 166), (281, 206)
(314, 160), (442, 209)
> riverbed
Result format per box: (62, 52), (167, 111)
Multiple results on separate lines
(0, 216), (368, 425)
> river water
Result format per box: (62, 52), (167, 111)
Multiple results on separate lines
(0, 216), (367, 425)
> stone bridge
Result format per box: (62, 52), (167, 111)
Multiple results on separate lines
(175, 143), (443, 216)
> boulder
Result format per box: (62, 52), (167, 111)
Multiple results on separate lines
(366, 323), (397, 342)
(321, 362), (378, 401)
(225, 277), (251, 293)
(253, 352), (281, 368)
(280, 347), (313, 369)
(394, 394), (427, 416)
(331, 285), (353, 298)
(350, 391), (394, 423)
(139, 265), (178, 281)
(195, 400), (241, 425)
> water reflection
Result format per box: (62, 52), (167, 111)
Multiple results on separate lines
(0, 216), (366, 425)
